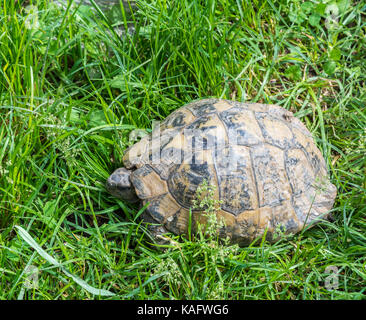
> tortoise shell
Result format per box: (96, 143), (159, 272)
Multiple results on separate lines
(123, 99), (337, 245)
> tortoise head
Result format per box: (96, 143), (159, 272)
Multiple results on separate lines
(106, 167), (139, 203)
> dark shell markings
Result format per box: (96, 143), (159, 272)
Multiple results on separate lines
(117, 99), (337, 245)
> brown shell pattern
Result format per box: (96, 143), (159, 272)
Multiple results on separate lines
(124, 99), (337, 245)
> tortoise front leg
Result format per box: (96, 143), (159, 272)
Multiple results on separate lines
(139, 212), (171, 246)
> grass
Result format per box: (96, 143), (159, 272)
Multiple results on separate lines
(0, 0), (365, 299)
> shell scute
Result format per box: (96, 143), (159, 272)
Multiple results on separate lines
(214, 145), (258, 214)
(250, 144), (291, 208)
(219, 108), (264, 146)
(130, 165), (168, 199)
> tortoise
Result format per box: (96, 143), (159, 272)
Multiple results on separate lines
(106, 99), (337, 245)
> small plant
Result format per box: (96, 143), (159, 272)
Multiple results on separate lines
(192, 179), (225, 241)
(191, 180), (239, 298)
(147, 179), (240, 299)
(153, 256), (183, 288)
(272, 223), (289, 242)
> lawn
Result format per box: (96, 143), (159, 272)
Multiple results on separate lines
(0, 0), (365, 299)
